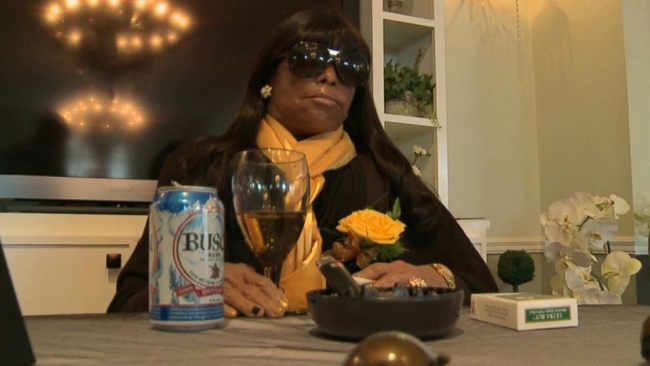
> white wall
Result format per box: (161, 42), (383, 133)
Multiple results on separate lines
(530, 0), (633, 236)
(623, 0), (650, 248)
(444, 0), (638, 240)
(443, 0), (541, 241)
(442, 0), (645, 299)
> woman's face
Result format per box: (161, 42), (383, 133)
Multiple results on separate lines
(267, 59), (356, 140)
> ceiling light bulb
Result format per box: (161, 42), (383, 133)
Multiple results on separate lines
(155, 2), (168, 16)
(66, 0), (79, 9)
(69, 31), (82, 45)
(49, 4), (61, 14)
(151, 35), (162, 49)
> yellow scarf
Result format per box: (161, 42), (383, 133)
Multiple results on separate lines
(256, 115), (356, 310)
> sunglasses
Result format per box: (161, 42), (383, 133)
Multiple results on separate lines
(287, 41), (369, 87)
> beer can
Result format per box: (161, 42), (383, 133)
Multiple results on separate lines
(149, 185), (225, 331)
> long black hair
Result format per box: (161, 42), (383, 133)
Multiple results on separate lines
(174, 8), (439, 241)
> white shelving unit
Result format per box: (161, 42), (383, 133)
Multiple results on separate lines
(361, 0), (448, 205)
(361, 1), (488, 261)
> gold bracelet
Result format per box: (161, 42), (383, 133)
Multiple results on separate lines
(431, 263), (456, 289)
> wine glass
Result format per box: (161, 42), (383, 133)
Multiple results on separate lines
(232, 148), (309, 287)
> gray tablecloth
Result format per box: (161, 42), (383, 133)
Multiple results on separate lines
(25, 306), (650, 365)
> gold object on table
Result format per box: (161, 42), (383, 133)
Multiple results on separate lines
(343, 331), (450, 366)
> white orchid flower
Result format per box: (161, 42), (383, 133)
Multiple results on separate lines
(542, 200), (581, 247)
(634, 207), (650, 237)
(546, 199), (581, 228)
(634, 207), (650, 224)
(564, 265), (598, 292)
(569, 250), (593, 267)
(544, 241), (592, 267)
(542, 192), (639, 303)
(412, 145), (430, 156)
(568, 228), (589, 253)
(570, 192), (599, 219)
(593, 195), (618, 219)
(575, 289), (622, 305)
(543, 222), (572, 247)
(601, 251), (642, 295)
(579, 218), (617, 250)
(609, 194), (630, 218)
(563, 265), (624, 305)
(411, 164), (422, 177)
(540, 213), (549, 226)
(544, 242), (563, 262)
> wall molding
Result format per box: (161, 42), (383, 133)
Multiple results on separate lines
(486, 236), (645, 255)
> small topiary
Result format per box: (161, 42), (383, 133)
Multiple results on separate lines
(497, 249), (535, 292)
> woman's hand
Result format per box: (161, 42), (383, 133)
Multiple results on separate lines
(354, 260), (448, 288)
(223, 263), (289, 318)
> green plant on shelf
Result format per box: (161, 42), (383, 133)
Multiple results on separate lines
(384, 49), (437, 126)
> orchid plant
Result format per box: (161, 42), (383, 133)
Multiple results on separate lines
(634, 207), (650, 238)
(541, 192), (642, 305)
(411, 145), (430, 177)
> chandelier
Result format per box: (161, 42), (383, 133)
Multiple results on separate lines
(59, 93), (146, 131)
(42, 0), (192, 75)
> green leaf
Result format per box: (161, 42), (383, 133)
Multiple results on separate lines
(320, 227), (346, 241)
(387, 198), (401, 220)
(377, 241), (407, 262)
(383, 51), (435, 108)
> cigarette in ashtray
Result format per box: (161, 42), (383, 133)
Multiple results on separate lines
(316, 256), (362, 297)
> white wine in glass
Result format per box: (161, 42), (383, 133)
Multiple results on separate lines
(232, 148), (309, 286)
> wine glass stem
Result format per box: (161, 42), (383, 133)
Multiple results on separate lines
(264, 267), (280, 287)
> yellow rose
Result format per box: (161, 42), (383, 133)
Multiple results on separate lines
(336, 209), (406, 245)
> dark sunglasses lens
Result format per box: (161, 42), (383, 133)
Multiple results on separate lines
(336, 53), (369, 86)
(288, 43), (328, 77)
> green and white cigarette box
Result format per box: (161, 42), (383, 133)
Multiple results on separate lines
(470, 293), (578, 330)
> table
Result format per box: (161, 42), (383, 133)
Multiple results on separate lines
(25, 306), (650, 365)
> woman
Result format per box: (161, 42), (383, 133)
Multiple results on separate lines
(108, 8), (497, 317)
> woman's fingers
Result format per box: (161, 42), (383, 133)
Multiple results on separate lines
(355, 260), (408, 280)
(223, 279), (265, 318)
(354, 260), (426, 287)
(223, 262), (288, 317)
(243, 271), (289, 313)
(353, 262), (390, 280)
(223, 303), (238, 318)
(241, 285), (286, 318)
(372, 273), (408, 288)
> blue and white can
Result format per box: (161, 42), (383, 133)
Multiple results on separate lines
(149, 185), (225, 331)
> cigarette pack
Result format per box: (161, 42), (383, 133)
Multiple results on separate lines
(470, 292), (578, 331)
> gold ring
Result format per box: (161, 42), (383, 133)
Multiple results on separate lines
(408, 276), (427, 287)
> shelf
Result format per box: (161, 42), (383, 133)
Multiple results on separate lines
(383, 19), (435, 55)
(383, 12), (437, 28)
(384, 113), (436, 127)
(384, 120), (436, 146)
(382, 0), (435, 21)
(364, 0), (449, 205)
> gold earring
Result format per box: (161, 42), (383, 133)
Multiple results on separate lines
(260, 85), (272, 99)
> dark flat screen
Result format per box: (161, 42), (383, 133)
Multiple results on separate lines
(0, 0), (355, 205)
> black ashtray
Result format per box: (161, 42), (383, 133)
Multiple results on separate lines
(306, 287), (463, 340)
